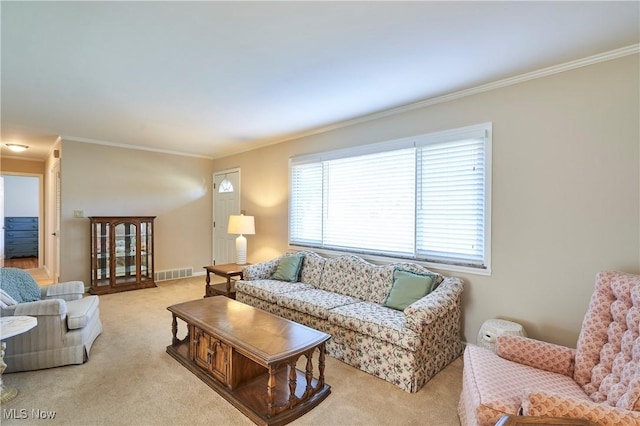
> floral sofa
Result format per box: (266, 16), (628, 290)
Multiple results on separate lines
(458, 271), (640, 426)
(235, 251), (464, 392)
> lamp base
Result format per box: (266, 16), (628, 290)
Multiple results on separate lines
(235, 234), (247, 265)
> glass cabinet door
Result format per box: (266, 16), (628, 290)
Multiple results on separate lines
(114, 221), (138, 285)
(93, 221), (111, 287)
(140, 221), (153, 282)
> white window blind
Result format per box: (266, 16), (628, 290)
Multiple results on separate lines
(289, 123), (491, 271)
(416, 137), (486, 267)
(323, 148), (415, 257)
(290, 162), (323, 245)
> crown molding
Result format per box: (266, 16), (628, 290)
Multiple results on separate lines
(262, 43), (640, 147)
(61, 44), (639, 161)
(61, 136), (214, 160)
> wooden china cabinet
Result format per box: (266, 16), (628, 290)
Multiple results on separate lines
(89, 216), (156, 294)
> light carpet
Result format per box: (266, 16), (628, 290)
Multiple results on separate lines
(1, 276), (463, 425)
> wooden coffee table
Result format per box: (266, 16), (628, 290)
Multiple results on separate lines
(166, 297), (331, 426)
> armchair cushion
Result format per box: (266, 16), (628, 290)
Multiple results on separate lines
(66, 295), (99, 330)
(462, 345), (588, 420)
(14, 298), (67, 317)
(496, 335), (576, 377)
(522, 390), (640, 426)
(0, 267), (41, 303)
(42, 281), (85, 301)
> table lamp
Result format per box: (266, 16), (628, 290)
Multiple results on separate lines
(227, 214), (255, 265)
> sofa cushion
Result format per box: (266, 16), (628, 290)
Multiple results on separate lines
(317, 255), (375, 298)
(270, 253), (304, 282)
(242, 258), (279, 280)
(275, 289), (360, 319)
(234, 279), (313, 303)
(384, 268), (438, 311)
(574, 271), (640, 409)
(328, 301), (421, 351)
(462, 344), (590, 425)
(66, 295), (99, 330)
(297, 251), (326, 287)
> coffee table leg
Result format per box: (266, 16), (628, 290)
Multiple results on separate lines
(205, 269), (211, 297)
(289, 358), (298, 405)
(171, 314), (178, 346)
(305, 352), (313, 393)
(267, 366), (276, 417)
(318, 343), (326, 388)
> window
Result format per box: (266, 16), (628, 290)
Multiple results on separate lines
(289, 123), (491, 273)
(218, 178), (234, 193)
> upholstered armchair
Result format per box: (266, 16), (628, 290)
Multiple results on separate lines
(459, 271), (640, 426)
(0, 268), (102, 372)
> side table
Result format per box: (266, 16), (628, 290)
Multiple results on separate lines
(1, 316), (38, 403)
(477, 319), (526, 352)
(203, 263), (250, 299)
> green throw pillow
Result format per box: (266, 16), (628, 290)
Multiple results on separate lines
(270, 253), (304, 282)
(384, 268), (437, 311)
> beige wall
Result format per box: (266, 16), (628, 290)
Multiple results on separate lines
(59, 140), (214, 285)
(214, 54), (640, 347)
(1, 157), (45, 175)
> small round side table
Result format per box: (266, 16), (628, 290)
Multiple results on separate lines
(1, 316), (38, 403)
(477, 318), (526, 352)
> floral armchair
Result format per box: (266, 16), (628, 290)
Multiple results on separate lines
(459, 271), (640, 426)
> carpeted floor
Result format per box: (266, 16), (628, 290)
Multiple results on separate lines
(2, 276), (463, 425)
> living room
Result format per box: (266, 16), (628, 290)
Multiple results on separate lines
(1, 2), (639, 425)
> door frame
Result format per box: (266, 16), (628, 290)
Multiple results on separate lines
(212, 167), (241, 265)
(0, 172), (45, 268)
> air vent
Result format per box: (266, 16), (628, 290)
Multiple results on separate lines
(155, 267), (193, 282)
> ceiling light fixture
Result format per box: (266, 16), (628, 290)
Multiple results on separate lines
(6, 144), (29, 152)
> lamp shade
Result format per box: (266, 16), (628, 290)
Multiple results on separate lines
(227, 215), (255, 235)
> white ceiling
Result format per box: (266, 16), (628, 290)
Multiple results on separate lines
(2, 1), (639, 161)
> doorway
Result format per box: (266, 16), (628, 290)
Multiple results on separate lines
(1, 174), (42, 270)
(213, 169), (240, 265)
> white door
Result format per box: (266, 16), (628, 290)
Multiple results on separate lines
(213, 170), (240, 265)
(52, 163), (61, 283)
